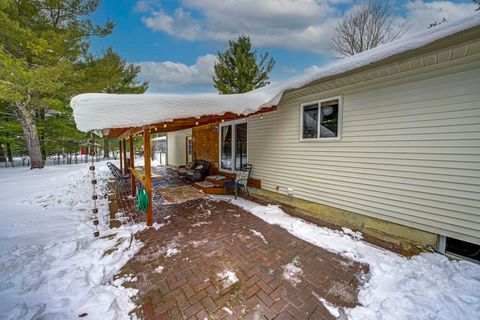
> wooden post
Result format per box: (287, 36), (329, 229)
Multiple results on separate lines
(122, 139), (127, 175)
(144, 128), (153, 226)
(129, 135), (136, 197)
(119, 139), (123, 174)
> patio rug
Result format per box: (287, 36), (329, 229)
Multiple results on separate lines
(157, 186), (207, 204)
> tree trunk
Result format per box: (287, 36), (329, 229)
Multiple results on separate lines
(103, 139), (110, 158)
(17, 104), (44, 169)
(37, 109), (47, 162)
(0, 143), (6, 163)
(6, 143), (14, 167)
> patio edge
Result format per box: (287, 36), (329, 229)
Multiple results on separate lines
(247, 188), (438, 255)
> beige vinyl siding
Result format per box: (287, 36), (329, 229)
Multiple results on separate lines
(167, 128), (191, 167)
(248, 61), (480, 245)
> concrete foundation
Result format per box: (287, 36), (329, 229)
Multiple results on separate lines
(250, 188), (439, 254)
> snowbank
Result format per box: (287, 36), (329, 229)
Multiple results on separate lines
(70, 14), (480, 132)
(0, 163), (147, 319)
(224, 197), (480, 320)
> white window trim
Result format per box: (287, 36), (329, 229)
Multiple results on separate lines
(219, 119), (249, 173)
(299, 95), (343, 142)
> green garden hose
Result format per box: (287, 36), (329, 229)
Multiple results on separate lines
(134, 186), (149, 213)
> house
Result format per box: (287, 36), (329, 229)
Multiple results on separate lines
(71, 15), (480, 258)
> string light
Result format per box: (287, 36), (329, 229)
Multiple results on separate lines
(221, 119), (224, 123)
(163, 123), (167, 128)
(195, 121), (199, 125)
(260, 114), (263, 120)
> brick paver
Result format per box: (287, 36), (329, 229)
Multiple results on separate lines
(110, 171), (369, 320)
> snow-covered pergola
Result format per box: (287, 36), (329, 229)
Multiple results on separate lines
(70, 15), (480, 226)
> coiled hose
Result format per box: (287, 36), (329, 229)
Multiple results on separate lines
(134, 186), (149, 213)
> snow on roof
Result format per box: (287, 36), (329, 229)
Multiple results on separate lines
(71, 14), (480, 132)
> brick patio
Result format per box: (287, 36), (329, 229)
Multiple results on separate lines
(110, 170), (369, 320)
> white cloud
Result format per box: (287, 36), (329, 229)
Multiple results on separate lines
(138, 0), (476, 54)
(139, 0), (343, 53)
(133, 0), (162, 13)
(404, 0), (476, 32)
(135, 54), (217, 91)
(135, 0), (476, 90)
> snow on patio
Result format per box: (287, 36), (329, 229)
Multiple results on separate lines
(0, 163), (146, 319)
(227, 197), (480, 320)
(1, 163), (479, 320)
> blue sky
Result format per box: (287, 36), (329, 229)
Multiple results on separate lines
(89, 0), (476, 93)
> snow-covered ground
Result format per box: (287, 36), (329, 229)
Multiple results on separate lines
(226, 198), (480, 320)
(0, 162), (146, 320)
(1, 162), (479, 320)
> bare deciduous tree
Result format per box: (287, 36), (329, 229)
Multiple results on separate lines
(330, 0), (402, 57)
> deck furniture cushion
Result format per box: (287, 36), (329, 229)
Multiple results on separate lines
(184, 160), (210, 182)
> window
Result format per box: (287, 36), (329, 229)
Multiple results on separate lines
(220, 125), (232, 170)
(445, 236), (480, 262)
(302, 104), (318, 139)
(220, 120), (248, 172)
(235, 122), (248, 170)
(186, 136), (193, 164)
(300, 97), (341, 140)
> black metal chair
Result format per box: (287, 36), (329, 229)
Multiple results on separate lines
(224, 164), (252, 199)
(107, 162), (129, 191)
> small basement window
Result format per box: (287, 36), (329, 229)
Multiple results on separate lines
(445, 237), (480, 262)
(301, 97), (341, 140)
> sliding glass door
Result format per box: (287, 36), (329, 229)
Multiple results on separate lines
(220, 125), (232, 170)
(220, 120), (248, 172)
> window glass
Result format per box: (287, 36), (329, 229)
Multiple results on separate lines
(302, 104), (318, 139)
(235, 122), (248, 170)
(186, 136), (193, 163)
(221, 125), (232, 170)
(320, 100), (339, 138)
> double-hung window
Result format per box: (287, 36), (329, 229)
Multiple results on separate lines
(220, 120), (248, 172)
(300, 97), (342, 140)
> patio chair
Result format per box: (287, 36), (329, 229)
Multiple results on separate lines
(107, 162), (130, 191)
(178, 162), (194, 178)
(224, 164), (252, 199)
(185, 160), (210, 182)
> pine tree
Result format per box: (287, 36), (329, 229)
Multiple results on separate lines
(0, 0), (114, 168)
(213, 35), (275, 94)
(76, 48), (148, 94)
(0, 0), (147, 168)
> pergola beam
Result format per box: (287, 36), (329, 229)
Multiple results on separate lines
(143, 127), (153, 226)
(109, 106), (277, 139)
(129, 135), (136, 197)
(122, 139), (127, 175)
(119, 140), (123, 174)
